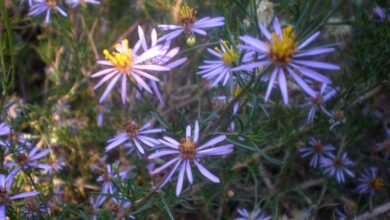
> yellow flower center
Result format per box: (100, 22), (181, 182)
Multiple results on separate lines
(371, 177), (384, 190)
(45, 0), (57, 8)
(177, 5), (196, 32)
(215, 40), (238, 66)
(269, 26), (297, 65)
(179, 138), (196, 160)
(103, 39), (133, 74)
(126, 120), (139, 138)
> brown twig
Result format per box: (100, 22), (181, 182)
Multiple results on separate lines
(356, 202), (390, 220)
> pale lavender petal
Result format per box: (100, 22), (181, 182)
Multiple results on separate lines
(30, 148), (50, 161)
(273, 17), (282, 38)
(10, 191), (39, 200)
(278, 69), (288, 105)
(106, 136), (128, 152)
(133, 139), (145, 154)
(194, 161), (220, 183)
(293, 60), (340, 70)
(99, 74), (121, 103)
(194, 121), (199, 142)
(186, 125), (191, 139)
(121, 75), (127, 104)
(91, 68), (115, 78)
(176, 162), (186, 196)
(197, 135), (226, 150)
(287, 67), (316, 97)
(294, 48), (335, 57)
(298, 31), (320, 50)
(232, 61), (271, 71)
(148, 150), (179, 159)
(185, 160), (193, 184)
(239, 35), (269, 52)
(265, 67), (278, 102)
(132, 74), (152, 93)
(290, 64), (331, 83)
(0, 205), (5, 220)
(197, 144), (233, 156)
(159, 159), (181, 189)
(151, 157), (180, 175)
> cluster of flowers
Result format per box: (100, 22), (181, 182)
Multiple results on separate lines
(300, 138), (385, 195)
(0, 122), (51, 218)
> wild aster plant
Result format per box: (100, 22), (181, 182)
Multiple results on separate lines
(135, 26), (187, 104)
(237, 17), (339, 104)
(0, 173), (39, 219)
(105, 197), (135, 220)
(6, 146), (51, 177)
(320, 152), (355, 183)
(29, 0), (68, 23)
(91, 36), (170, 104)
(356, 167), (384, 195)
(87, 195), (105, 220)
(148, 120), (233, 196)
(372, 5), (386, 22)
(66, 0), (100, 8)
(300, 138), (335, 168)
(305, 83), (337, 124)
(198, 40), (239, 87)
(158, 5), (224, 42)
(96, 164), (128, 197)
(235, 207), (271, 220)
(105, 119), (161, 155)
(212, 95), (240, 131)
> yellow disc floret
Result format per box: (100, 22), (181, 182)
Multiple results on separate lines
(215, 40), (238, 66)
(103, 39), (133, 73)
(179, 138), (196, 160)
(269, 26), (297, 65)
(177, 5), (196, 31)
(45, 0), (57, 8)
(371, 177), (384, 190)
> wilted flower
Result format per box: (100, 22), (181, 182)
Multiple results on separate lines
(21, 199), (47, 219)
(105, 119), (161, 155)
(92, 36), (171, 104)
(305, 84), (337, 123)
(329, 110), (346, 130)
(235, 207), (271, 220)
(29, 0), (68, 23)
(159, 5), (224, 41)
(105, 197), (135, 219)
(0, 173), (39, 219)
(356, 167), (384, 195)
(198, 40), (239, 87)
(87, 195), (105, 220)
(300, 138), (335, 168)
(6, 146), (51, 177)
(256, 0), (274, 26)
(320, 152), (355, 183)
(148, 120), (233, 196)
(237, 17), (338, 104)
(66, 0), (100, 8)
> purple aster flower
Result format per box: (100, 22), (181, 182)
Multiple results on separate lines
(96, 164), (128, 197)
(356, 167), (384, 195)
(237, 17), (339, 104)
(91, 36), (171, 104)
(105, 119), (161, 155)
(21, 199), (47, 219)
(300, 138), (335, 168)
(305, 83), (337, 123)
(29, 0), (68, 23)
(66, 0), (100, 8)
(377, 139), (390, 159)
(158, 5), (224, 41)
(148, 120), (233, 196)
(87, 195), (105, 220)
(134, 26), (187, 104)
(198, 40), (239, 87)
(320, 152), (355, 183)
(106, 196), (135, 220)
(372, 5), (386, 22)
(0, 173), (39, 219)
(6, 146), (51, 177)
(235, 208), (271, 220)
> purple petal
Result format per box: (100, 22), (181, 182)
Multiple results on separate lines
(148, 150), (179, 159)
(298, 32), (320, 50)
(293, 60), (340, 70)
(185, 160), (193, 184)
(10, 191), (39, 200)
(150, 157), (180, 175)
(176, 163), (186, 196)
(197, 135), (226, 150)
(265, 67), (279, 102)
(287, 67), (316, 97)
(294, 48), (335, 57)
(278, 69), (288, 105)
(99, 74), (121, 103)
(194, 161), (220, 183)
